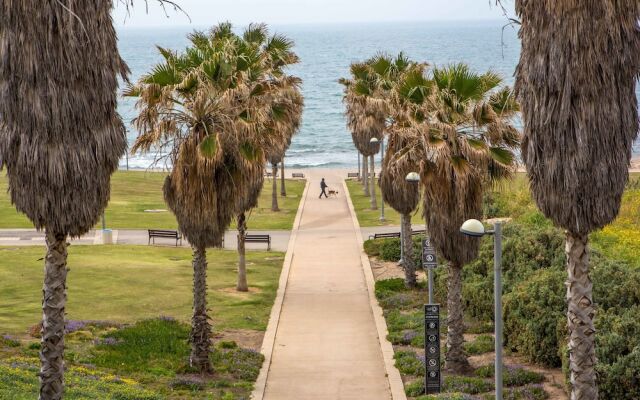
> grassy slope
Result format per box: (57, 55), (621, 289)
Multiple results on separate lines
(0, 171), (305, 230)
(0, 246), (284, 335)
(345, 179), (424, 227)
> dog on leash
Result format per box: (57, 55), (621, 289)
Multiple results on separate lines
(328, 189), (339, 197)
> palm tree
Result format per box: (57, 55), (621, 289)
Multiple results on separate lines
(236, 30), (303, 289)
(0, 3), (127, 397)
(514, 3), (639, 397)
(380, 133), (421, 287)
(128, 23), (291, 372)
(340, 62), (385, 201)
(396, 64), (520, 372)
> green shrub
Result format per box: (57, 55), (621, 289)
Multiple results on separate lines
(503, 269), (566, 367)
(380, 238), (402, 261)
(443, 375), (493, 394)
(364, 239), (383, 257)
(474, 365), (544, 387)
(394, 350), (425, 376)
(211, 347), (264, 381)
(405, 379), (425, 397)
(596, 346), (640, 400)
(464, 335), (494, 355)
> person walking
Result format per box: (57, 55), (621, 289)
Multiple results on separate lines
(319, 178), (328, 199)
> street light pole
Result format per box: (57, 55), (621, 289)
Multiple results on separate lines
(380, 136), (385, 222)
(494, 222), (503, 400)
(460, 219), (503, 400)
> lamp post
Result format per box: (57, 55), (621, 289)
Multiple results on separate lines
(461, 219), (503, 400)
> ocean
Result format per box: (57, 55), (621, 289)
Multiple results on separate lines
(116, 20), (640, 170)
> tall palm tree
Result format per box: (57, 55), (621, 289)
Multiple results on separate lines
(0, 3), (127, 398)
(340, 62), (385, 201)
(380, 134), (421, 287)
(514, 2), (639, 397)
(236, 30), (303, 289)
(396, 64), (520, 372)
(128, 23), (290, 372)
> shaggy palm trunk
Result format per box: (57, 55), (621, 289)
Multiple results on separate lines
(566, 232), (596, 399)
(40, 230), (68, 400)
(445, 261), (469, 373)
(280, 161), (286, 197)
(271, 164), (279, 212)
(237, 214), (249, 292)
(190, 246), (212, 373)
(370, 156), (377, 210)
(401, 213), (416, 287)
(363, 155), (370, 196)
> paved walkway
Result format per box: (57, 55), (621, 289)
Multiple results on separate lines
(0, 229), (290, 252)
(261, 170), (392, 400)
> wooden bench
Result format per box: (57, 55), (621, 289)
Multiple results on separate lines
(245, 234), (271, 251)
(368, 230), (427, 240)
(347, 172), (360, 178)
(292, 173), (305, 178)
(265, 172), (278, 178)
(148, 229), (182, 246)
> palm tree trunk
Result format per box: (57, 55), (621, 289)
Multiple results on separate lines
(271, 164), (279, 212)
(39, 229), (68, 400)
(445, 261), (470, 373)
(280, 161), (286, 197)
(363, 155), (370, 196)
(401, 213), (416, 288)
(237, 213), (249, 292)
(370, 155), (378, 210)
(190, 245), (212, 373)
(566, 232), (597, 399)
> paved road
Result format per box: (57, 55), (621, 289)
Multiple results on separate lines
(262, 169), (391, 399)
(0, 229), (290, 252)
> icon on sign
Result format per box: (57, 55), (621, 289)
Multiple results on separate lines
(428, 346), (437, 354)
(429, 371), (438, 378)
(428, 335), (437, 342)
(426, 254), (435, 262)
(428, 359), (437, 367)
(428, 322), (437, 329)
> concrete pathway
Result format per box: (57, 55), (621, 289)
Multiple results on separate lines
(260, 170), (392, 400)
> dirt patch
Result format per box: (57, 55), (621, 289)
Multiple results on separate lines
(214, 329), (264, 351)
(370, 258), (426, 281)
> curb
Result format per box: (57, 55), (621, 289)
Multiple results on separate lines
(343, 180), (408, 400)
(251, 179), (310, 400)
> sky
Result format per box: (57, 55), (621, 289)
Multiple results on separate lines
(113, 0), (515, 28)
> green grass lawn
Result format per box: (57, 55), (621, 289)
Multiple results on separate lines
(0, 171), (305, 230)
(0, 245), (284, 335)
(345, 179), (424, 227)
(0, 245), (284, 399)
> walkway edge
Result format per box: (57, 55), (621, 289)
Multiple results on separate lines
(251, 179), (310, 400)
(343, 180), (408, 400)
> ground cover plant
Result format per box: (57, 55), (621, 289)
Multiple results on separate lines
(365, 173), (640, 398)
(0, 171), (305, 231)
(0, 318), (265, 399)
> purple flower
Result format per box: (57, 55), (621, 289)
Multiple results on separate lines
(65, 320), (87, 333)
(402, 330), (417, 344)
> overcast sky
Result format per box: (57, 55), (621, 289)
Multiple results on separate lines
(113, 0), (515, 28)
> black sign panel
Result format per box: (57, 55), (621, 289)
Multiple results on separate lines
(425, 304), (441, 394)
(422, 238), (437, 268)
